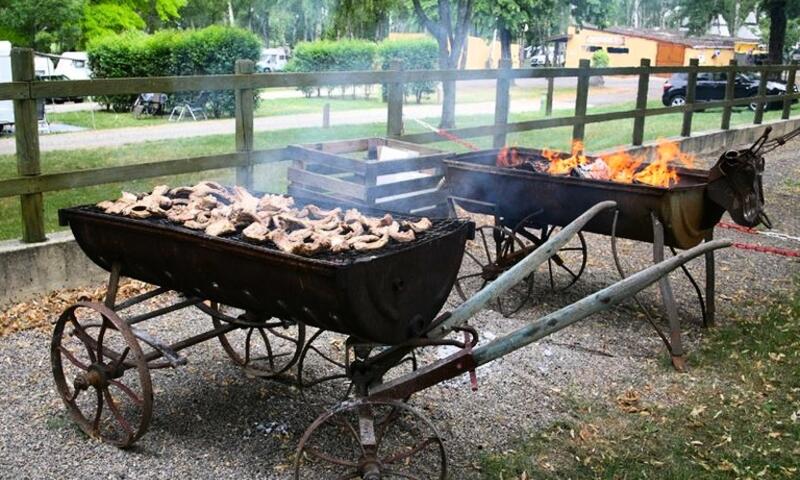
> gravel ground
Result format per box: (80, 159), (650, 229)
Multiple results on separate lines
(0, 139), (798, 479)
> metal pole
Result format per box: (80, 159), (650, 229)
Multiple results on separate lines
(472, 239), (730, 366)
(721, 59), (737, 130)
(545, 75), (554, 117)
(493, 58), (512, 148)
(386, 59), (404, 138)
(754, 65), (768, 125)
(572, 59), (590, 144)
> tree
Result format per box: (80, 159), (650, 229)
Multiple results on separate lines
(0, 0), (85, 52)
(330, 0), (400, 40)
(83, 2), (146, 43)
(678, 0), (757, 37)
(410, 0), (474, 128)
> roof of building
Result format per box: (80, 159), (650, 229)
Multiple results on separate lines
(580, 25), (758, 49)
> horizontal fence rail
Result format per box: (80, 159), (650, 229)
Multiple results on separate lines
(0, 45), (797, 242)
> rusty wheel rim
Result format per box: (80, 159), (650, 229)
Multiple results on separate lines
(294, 399), (447, 480)
(51, 301), (152, 448)
(454, 224), (534, 316)
(212, 304), (306, 380)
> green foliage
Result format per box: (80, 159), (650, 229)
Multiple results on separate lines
(0, 0), (85, 52)
(591, 49), (610, 68)
(378, 37), (439, 103)
(83, 2), (147, 43)
(87, 26), (260, 115)
(286, 39), (377, 97)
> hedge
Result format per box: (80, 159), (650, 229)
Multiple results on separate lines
(285, 39), (377, 98)
(378, 38), (439, 103)
(88, 26), (261, 116)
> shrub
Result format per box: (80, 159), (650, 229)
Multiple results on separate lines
(285, 39), (377, 98)
(378, 38), (439, 104)
(591, 49), (610, 68)
(87, 26), (261, 116)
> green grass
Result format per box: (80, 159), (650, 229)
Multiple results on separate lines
(480, 279), (800, 479)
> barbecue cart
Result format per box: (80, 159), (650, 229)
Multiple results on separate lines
(52, 191), (726, 478)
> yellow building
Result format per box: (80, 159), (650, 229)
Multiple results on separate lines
(388, 32), (521, 69)
(561, 25), (746, 67)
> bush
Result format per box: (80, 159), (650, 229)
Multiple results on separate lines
(591, 49), (610, 68)
(378, 38), (439, 104)
(285, 39), (377, 98)
(87, 26), (261, 116)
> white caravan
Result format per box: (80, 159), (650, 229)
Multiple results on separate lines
(54, 51), (91, 80)
(257, 47), (289, 72)
(0, 41), (13, 131)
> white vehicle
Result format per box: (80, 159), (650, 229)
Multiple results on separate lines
(0, 41), (13, 132)
(34, 55), (55, 77)
(257, 47), (289, 72)
(54, 51), (91, 80)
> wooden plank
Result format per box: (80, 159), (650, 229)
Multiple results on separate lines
(287, 184), (367, 208)
(368, 175), (444, 198)
(0, 81), (29, 100)
(632, 58), (650, 146)
(11, 48), (45, 243)
(782, 63), (797, 120)
(384, 138), (445, 155)
(377, 190), (446, 212)
(681, 58), (699, 137)
(234, 59), (256, 188)
(285, 145), (368, 175)
(721, 59), (737, 130)
(369, 153), (448, 175)
(545, 76), (554, 117)
(386, 60), (404, 138)
(493, 58), (512, 148)
(0, 152), (252, 197)
(572, 59), (590, 144)
(287, 167), (368, 201)
(754, 66), (768, 125)
(301, 138), (370, 154)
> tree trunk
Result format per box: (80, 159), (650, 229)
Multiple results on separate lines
(439, 43), (457, 129)
(767, 0), (787, 65)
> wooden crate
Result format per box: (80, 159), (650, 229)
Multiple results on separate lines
(285, 137), (451, 216)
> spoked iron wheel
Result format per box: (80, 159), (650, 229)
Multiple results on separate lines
(454, 224), (535, 316)
(211, 304), (305, 380)
(51, 301), (153, 447)
(295, 399), (447, 480)
(511, 219), (588, 292)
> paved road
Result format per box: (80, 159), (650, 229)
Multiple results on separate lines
(0, 76), (666, 155)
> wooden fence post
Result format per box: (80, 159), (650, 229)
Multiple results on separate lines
(632, 58), (650, 146)
(681, 58), (699, 137)
(721, 59), (737, 130)
(754, 65), (768, 125)
(386, 60), (404, 138)
(493, 58), (512, 148)
(545, 75), (554, 117)
(782, 62), (797, 120)
(11, 48), (45, 243)
(322, 102), (330, 128)
(234, 59), (255, 189)
(572, 59), (590, 145)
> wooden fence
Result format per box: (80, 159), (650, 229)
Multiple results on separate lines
(0, 47), (798, 243)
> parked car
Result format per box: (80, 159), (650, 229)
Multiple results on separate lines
(662, 72), (798, 111)
(257, 48), (289, 72)
(36, 74), (84, 104)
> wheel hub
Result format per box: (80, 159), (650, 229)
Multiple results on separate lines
(359, 458), (382, 480)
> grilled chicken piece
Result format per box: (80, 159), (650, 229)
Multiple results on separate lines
(351, 233), (390, 251)
(205, 218), (236, 237)
(402, 218), (432, 233)
(242, 222), (268, 241)
(306, 204), (342, 220)
(259, 194), (294, 212)
(387, 222), (415, 243)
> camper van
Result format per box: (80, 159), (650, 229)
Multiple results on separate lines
(0, 41), (13, 132)
(257, 47), (289, 72)
(54, 51), (91, 80)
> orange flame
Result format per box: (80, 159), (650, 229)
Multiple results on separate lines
(547, 140), (590, 175)
(630, 141), (694, 187)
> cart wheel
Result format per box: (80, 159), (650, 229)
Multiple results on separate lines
(454, 224), (534, 316)
(212, 304), (305, 380)
(51, 301), (153, 447)
(512, 221), (588, 292)
(295, 399), (447, 480)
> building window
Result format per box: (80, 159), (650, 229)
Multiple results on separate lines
(607, 47), (630, 54)
(583, 45), (603, 52)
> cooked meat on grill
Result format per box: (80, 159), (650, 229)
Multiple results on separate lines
(96, 182), (434, 256)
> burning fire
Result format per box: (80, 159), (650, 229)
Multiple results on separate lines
(503, 139), (694, 188)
